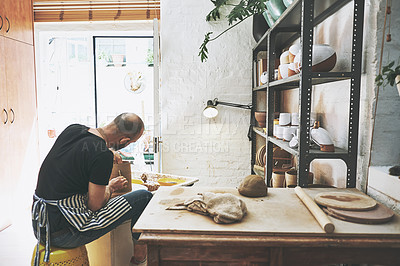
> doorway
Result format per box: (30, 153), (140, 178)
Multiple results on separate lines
(35, 24), (156, 172)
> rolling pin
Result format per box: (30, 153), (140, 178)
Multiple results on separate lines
(294, 186), (335, 233)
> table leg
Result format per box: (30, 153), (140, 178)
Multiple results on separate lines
(270, 247), (283, 266)
(147, 245), (159, 266)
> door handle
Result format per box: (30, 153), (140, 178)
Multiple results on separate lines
(153, 137), (163, 153)
(2, 109), (7, 124)
(5, 17), (10, 33)
(10, 108), (15, 123)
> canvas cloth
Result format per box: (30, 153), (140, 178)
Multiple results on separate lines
(167, 192), (247, 224)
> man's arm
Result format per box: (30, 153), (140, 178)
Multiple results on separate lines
(87, 176), (128, 212)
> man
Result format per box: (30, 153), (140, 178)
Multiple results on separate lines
(32, 113), (152, 265)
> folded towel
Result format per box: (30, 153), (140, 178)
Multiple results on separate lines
(167, 192), (247, 224)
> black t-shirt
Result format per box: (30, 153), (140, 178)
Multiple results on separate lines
(34, 124), (113, 233)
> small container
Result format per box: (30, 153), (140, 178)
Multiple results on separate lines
(279, 113), (291, 126)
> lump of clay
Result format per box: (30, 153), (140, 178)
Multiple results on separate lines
(238, 175), (267, 197)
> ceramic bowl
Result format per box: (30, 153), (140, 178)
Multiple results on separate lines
(310, 126), (335, 152)
(262, 10), (276, 27)
(278, 63), (289, 79)
(294, 44), (337, 72)
(288, 63), (297, 76)
(280, 50), (290, 65)
(289, 43), (300, 63)
(252, 13), (269, 42)
(158, 177), (185, 186)
(255, 111), (267, 127)
(266, 0), (287, 21)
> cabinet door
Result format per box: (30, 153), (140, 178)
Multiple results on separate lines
(3, 38), (37, 202)
(1, 0), (33, 45)
(0, 36), (12, 231)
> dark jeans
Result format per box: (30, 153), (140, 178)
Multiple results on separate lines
(33, 189), (153, 248)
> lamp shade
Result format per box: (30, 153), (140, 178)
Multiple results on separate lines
(203, 105), (218, 118)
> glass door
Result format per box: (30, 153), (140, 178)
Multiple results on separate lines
(93, 36), (155, 172)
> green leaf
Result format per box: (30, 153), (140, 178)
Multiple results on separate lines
(200, 0), (266, 62)
(199, 32), (213, 62)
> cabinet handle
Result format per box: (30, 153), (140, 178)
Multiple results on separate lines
(5, 17), (10, 33)
(10, 108), (15, 123)
(3, 109), (8, 124)
(0, 16), (3, 31)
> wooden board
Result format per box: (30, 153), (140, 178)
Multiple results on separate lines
(133, 187), (400, 237)
(314, 191), (377, 210)
(324, 203), (395, 224)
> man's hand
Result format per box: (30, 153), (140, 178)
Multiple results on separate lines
(109, 176), (128, 192)
(87, 176), (127, 212)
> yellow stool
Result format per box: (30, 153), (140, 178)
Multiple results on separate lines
(31, 243), (89, 265)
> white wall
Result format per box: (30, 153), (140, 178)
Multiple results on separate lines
(160, 0), (253, 186)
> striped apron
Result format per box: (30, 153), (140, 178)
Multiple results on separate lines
(31, 193), (132, 266)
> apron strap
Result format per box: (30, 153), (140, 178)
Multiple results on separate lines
(32, 194), (57, 265)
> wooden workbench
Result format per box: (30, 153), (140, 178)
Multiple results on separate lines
(133, 187), (400, 266)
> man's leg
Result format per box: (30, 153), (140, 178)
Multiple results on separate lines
(48, 189), (153, 248)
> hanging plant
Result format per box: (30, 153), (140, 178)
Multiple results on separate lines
(199, 0), (265, 62)
(375, 61), (400, 89)
(376, 61), (400, 96)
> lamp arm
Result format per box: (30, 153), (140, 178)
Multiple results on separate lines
(215, 100), (252, 110)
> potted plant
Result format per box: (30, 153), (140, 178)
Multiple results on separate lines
(146, 48), (154, 67)
(199, 0), (265, 62)
(375, 61), (400, 96)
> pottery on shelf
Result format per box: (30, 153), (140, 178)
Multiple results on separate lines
(262, 9), (276, 27)
(279, 113), (291, 126)
(260, 71), (268, 84)
(289, 43), (301, 63)
(283, 0), (294, 7)
(293, 44), (337, 72)
(310, 122), (335, 152)
(252, 13), (269, 42)
(312, 44), (337, 72)
(255, 111), (267, 128)
(278, 64), (289, 79)
(266, 0), (287, 21)
(280, 51), (290, 65)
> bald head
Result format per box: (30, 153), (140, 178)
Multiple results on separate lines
(102, 113), (144, 151)
(112, 113), (144, 139)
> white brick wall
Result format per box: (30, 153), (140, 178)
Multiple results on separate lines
(160, 0), (253, 186)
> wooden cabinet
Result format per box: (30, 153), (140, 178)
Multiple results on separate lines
(0, 0), (37, 231)
(0, 0), (33, 44)
(4, 37), (37, 176)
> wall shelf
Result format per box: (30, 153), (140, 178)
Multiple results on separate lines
(253, 72), (352, 91)
(250, 0), (365, 188)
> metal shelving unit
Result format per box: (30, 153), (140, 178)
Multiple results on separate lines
(250, 0), (365, 187)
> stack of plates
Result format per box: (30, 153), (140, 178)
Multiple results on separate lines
(255, 145), (266, 166)
(315, 191), (395, 224)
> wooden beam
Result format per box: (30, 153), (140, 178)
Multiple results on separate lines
(34, 9), (160, 22)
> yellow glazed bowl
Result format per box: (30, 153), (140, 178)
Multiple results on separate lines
(158, 178), (185, 186)
(132, 179), (144, 185)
